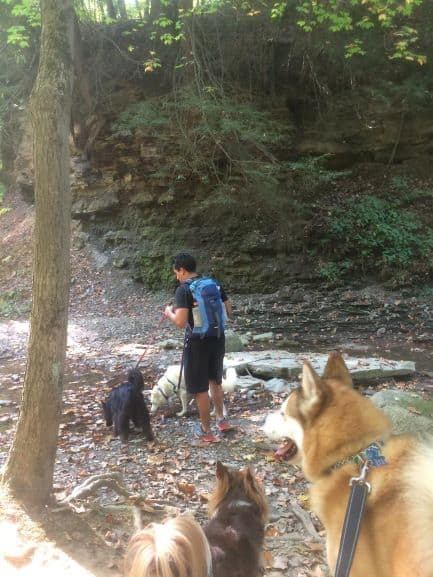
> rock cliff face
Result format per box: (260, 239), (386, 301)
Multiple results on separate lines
(11, 94), (433, 293)
(9, 18), (433, 293)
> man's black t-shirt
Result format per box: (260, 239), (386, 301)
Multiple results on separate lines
(174, 276), (228, 330)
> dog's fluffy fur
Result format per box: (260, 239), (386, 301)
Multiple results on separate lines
(125, 515), (211, 577)
(150, 364), (235, 417)
(204, 461), (268, 577)
(264, 351), (433, 577)
(102, 368), (154, 443)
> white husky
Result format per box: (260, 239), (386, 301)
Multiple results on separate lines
(150, 365), (237, 417)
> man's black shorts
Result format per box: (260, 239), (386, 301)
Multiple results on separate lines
(183, 334), (225, 394)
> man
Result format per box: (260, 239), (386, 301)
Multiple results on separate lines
(164, 253), (233, 443)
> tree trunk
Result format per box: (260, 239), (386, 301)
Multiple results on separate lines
(106, 0), (117, 19)
(150, 0), (161, 20)
(2, 0), (74, 506)
(178, 0), (192, 10)
(117, 0), (128, 19)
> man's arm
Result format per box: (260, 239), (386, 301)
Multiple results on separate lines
(224, 299), (233, 319)
(164, 305), (189, 328)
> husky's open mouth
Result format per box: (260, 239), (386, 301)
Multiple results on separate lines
(274, 439), (298, 461)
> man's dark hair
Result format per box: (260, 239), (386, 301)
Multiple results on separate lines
(172, 253), (197, 272)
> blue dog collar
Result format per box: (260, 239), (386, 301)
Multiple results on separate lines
(330, 440), (387, 473)
(363, 441), (387, 467)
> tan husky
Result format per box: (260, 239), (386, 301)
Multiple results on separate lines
(264, 351), (433, 577)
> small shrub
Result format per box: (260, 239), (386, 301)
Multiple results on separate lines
(318, 260), (351, 284)
(0, 290), (29, 318)
(391, 176), (433, 205)
(0, 181), (10, 216)
(111, 89), (291, 184)
(132, 254), (175, 291)
(319, 195), (433, 280)
(111, 100), (170, 137)
(287, 155), (351, 194)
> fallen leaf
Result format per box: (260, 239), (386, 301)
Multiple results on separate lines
(242, 454), (256, 461)
(262, 550), (273, 568)
(307, 541), (324, 552)
(5, 545), (37, 568)
(265, 526), (281, 537)
(176, 482), (196, 496)
(408, 406), (422, 415)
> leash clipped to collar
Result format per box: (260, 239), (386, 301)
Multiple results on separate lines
(334, 442), (387, 577)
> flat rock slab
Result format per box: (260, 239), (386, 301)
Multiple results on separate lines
(224, 351), (416, 383)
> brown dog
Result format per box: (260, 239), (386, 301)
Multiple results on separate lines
(264, 351), (433, 577)
(205, 461), (269, 577)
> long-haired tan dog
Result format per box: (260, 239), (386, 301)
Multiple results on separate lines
(205, 461), (269, 577)
(264, 351), (433, 577)
(125, 515), (212, 577)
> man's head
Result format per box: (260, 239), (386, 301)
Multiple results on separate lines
(172, 253), (197, 282)
(172, 253), (196, 272)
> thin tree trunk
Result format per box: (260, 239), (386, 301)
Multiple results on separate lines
(150, 0), (161, 20)
(106, 0), (117, 19)
(117, 0), (128, 19)
(2, 0), (74, 506)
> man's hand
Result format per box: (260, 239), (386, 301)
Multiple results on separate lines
(165, 305), (189, 328)
(164, 304), (174, 319)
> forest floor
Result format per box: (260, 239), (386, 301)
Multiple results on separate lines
(1, 187), (433, 577)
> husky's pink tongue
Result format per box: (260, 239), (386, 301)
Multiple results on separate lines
(274, 441), (296, 461)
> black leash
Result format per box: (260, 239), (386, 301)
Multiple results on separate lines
(176, 328), (189, 391)
(334, 442), (386, 577)
(334, 461), (371, 577)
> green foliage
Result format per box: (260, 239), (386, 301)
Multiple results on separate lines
(113, 90), (286, 146)
(391, 176), (433, 204)
(318, 260), (351, 284)
(111, 89), (290, 189)
(185, 93), (285, 146)
(284, 0), (426, 63)
(111, 100), (170, 137)
(132, 254), (175, 290)
(0, 181), (9, 216)
(287, 155), (351, 193)
(418, 285), (433, 299)
(1, 0), (40, 47)
(320, 195), (433, 280)
(0, 289), (29, 318)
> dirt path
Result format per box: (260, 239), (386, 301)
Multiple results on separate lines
(1, 188), (432, 577)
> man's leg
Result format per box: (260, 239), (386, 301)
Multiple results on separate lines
(195, 391), (211, 433)
(209, 380), (225, 422)
(185, 337), (213, 436)
(208, 335), (229, 426)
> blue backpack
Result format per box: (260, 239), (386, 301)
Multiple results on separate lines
(186, 277), (225, 338)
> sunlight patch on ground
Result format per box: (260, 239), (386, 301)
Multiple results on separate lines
(112, 342), (156, 357)
(67, 323), (100, 357)
(3, 214), (33, 245)
(1, 321), (29, 338)
(0, 520), (97, 577)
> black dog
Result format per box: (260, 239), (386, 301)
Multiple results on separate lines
(102, 368), (154, 443)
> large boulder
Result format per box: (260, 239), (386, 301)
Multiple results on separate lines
(371, 389), (433, 436)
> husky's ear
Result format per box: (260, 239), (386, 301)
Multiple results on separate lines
(216, 461), (228, 480)
(302, 360), (322, 398)
(300, 361), (324, 416)
(322, 351), (352, 386)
